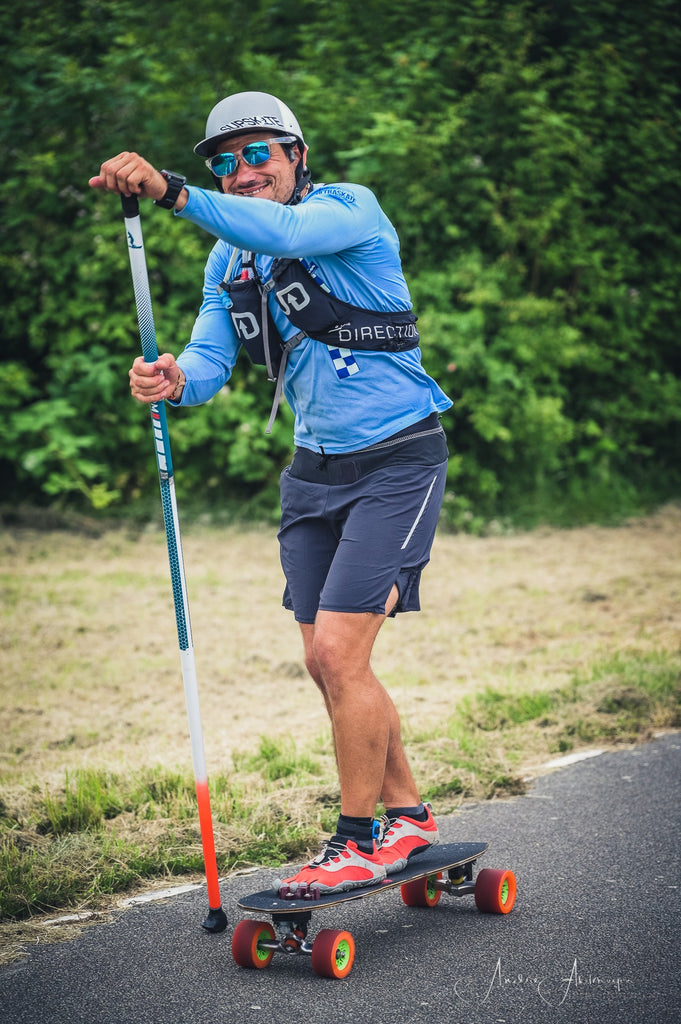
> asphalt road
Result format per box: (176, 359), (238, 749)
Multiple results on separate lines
(2, 733), (679, 1024)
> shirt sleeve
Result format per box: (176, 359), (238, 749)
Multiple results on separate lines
(175, 183), (380, 258)
(171, 241), (241, 407)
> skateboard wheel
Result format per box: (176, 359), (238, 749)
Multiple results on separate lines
(310, 928), (356, 979)
(474, 868), (517, 914)
(400, 872), (443, 908)
(232, 919), (276, 969)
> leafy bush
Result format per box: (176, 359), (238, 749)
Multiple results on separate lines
(2, 0), (680, 527)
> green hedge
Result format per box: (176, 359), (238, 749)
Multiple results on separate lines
(2, 0), (680, 529)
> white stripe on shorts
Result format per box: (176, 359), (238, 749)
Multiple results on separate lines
(401, 474), (439, 551)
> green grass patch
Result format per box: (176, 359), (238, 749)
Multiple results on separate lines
(468, 688), (560, 730)
(232, 735), (321, 781)
(0, 755), (326, 921)
(418, 649), (681, 806)
(39, 769), (127, 834)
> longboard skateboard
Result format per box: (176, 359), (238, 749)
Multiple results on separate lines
(232, 841), (516, 978)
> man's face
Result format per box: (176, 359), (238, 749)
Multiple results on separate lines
(216, 131), (304, 204)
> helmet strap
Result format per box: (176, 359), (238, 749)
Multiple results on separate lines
(288, 161), (312, 206)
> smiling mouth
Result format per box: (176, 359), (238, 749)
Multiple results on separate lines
(234, 181), (271, 197)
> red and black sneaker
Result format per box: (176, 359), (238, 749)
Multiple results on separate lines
(278, 836), (386, 895)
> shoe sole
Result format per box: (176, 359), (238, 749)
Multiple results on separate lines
(383, 837), (440, 875)
(319, 875), (386, 895)
(278, 871), (387, 896)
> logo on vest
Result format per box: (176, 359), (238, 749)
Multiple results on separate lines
(276, 282), (311, 315)
(231, 311), (260, 341)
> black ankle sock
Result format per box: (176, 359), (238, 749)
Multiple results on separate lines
(385, 802), (427, 823)
(336, 814), (376, 854)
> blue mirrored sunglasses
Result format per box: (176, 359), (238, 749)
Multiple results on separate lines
(205, 136), (297, 177)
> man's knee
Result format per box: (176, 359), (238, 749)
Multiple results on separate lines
(310, 628), (347, 685)
(304, 649), (324, 689)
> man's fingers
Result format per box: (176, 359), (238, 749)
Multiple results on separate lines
(128, 355), (178, 404)
(103, 153), (141, 196)
(90, 152), (154, 196)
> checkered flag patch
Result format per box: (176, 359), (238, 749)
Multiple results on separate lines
(328, 347), (360, 379)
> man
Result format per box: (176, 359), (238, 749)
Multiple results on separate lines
(90, 91), (452, 894)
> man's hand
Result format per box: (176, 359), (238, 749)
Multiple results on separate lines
(129, 353), (184, 404)
(89, 152), (168, 202)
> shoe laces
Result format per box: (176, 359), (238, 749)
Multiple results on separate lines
(309, 836), (352, 866)
(377, 813), (400, 845)
(378, 802), (434, 842)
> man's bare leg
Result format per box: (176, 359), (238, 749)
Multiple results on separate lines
(298, 587), (420, 817)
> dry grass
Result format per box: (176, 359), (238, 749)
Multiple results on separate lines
(2, 504), (679, 790)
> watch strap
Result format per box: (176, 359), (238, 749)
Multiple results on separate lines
(154, 170), (187, 209)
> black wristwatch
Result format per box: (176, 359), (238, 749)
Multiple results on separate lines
(154, 170), (187, 209)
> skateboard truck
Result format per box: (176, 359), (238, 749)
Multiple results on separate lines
(432, 860), (476, 898)
(276, 913), (313, 955)
(237, 912), (315, 961)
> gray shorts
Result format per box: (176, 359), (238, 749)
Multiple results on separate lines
(278, 425), (448, 623)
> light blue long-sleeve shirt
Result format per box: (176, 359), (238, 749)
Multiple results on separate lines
(174, 181), (452, 453)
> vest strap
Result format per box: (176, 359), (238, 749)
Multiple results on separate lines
(265, 331), (306, 434)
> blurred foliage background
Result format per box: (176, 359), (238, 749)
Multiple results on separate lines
(1, 0), (680, 530)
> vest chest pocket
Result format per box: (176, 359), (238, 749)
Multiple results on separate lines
(222, 277), (286, 377)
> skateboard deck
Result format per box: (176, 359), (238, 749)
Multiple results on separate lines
(239, 841), (488, 915)
(232, 841), (517, 978)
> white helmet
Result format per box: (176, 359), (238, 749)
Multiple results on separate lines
(194, 91), (305, 157)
